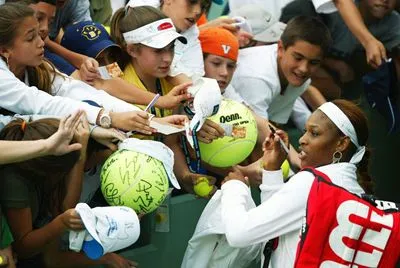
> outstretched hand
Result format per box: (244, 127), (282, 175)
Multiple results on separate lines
(45, 110), (84, 156)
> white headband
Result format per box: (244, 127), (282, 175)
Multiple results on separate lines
(318, 102), (366, 165)
(123, 18), (176, 44)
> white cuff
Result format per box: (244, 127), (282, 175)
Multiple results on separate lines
(262, 169), (284, 186)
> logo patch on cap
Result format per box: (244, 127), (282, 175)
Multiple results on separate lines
(222, 45), (231, 54)
(82, 25), (101, 41)
(157, 22), (173, 31)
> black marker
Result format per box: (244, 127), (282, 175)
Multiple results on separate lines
(269, 125), (290, 154)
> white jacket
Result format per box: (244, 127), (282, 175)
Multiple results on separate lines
(182, 190), (261, 268)
(0, 58), (140, 124)
(221, 163), (365, 268)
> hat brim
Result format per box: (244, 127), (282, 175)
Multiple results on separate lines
(253, 22), (286, 43)
(75, 203), (105, 260)
(141, 31), (187, 49)
(86, 39), (120, 59)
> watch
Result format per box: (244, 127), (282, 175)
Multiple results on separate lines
(99, 109), (112, 128)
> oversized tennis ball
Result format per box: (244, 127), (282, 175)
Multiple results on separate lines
(199, 99), (258, 167)
(193, 177), (213, 197)
(100, 149), (169, 215)
(281, 160), (290, 180)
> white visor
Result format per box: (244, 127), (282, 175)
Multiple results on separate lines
(123, 18), (187, 48)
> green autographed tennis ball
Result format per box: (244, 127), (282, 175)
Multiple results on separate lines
(101, 149), (169, 215)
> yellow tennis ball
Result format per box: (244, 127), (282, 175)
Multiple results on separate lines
(193, 177), (213, 197)
(199, 99), (258, 168)
(281, 160), (290, 179)
(100, 149), (169, 215)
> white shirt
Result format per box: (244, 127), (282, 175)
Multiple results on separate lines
(220, 163), (364, 268)
(312, 0), (340, 14)
(127, 0), (204, 78)
(231, 45), (310, 124)
(228, 0), (294, 20)
(171, 25), (205, 78)
(0, 58), (100, 124)
(46, 70), (140, 113)
(182, 190), (261, 268)
(222, 84), (245, 104)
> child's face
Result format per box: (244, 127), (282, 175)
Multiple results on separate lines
(204, 54), (237, 91)
(130, 42), (175, 78)
(277, 40), (322, 87)
(4, 16), (44, 69)
(161, 0), (203, 32)
(29, 2), (56, 40)
(363, 0), (396, 19)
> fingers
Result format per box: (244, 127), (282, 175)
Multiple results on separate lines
(198, 120), (225, 143)
(66, 143), (83, 153)
(64, 110), (83, 130)
(205, 120), (225, 136)
(111, 129), (127, 141)
(171, 81), (192, 95)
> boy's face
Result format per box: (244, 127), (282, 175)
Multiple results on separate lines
(364, 0), (396, 19)
(204, 54), (237, 91)
(29, 2), (56, 40)
(277, 40), (322, 87)
(162, 0), (203, 32)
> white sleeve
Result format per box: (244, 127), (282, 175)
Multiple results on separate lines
(169, 33), (205, 78)
(233, 77), (275, 120)
(312, 0), (338, 13)
(51, 74), (141, 112)
(259, 169), (284, 202)
(221, 171), (314, 248)
(0, 67), (101, 124)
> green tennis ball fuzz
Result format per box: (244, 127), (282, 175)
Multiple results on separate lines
(193, 177), (213, 197)
(281, 160), (290, 179)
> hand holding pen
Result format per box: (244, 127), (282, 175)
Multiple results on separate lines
(268, 125), (290, 154)
(125, 94), (160, 137)
(261, 124), (290, 171)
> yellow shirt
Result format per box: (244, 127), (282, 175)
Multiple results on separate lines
(122, 63), (173, 118)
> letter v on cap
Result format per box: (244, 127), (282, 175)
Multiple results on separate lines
(222, 45), (231, 54)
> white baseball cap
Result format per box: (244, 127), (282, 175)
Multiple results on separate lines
(122, 18), (187, 49)
(70, 203), (140, 260)
(118, 138), (181, 189)
(230, 4), (286, 43)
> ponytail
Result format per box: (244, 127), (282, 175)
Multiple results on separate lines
(357, 147), (374, 195)
(110, 7), (133, 70)
(110, 6), (167, 70)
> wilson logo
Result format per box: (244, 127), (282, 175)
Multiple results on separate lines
(220, 113), (241, 123)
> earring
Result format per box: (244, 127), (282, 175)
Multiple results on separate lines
(332, 150), (343, 164)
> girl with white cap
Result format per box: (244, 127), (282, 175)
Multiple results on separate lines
(220, 99), (374, 267)
(110, 5), (217, 195)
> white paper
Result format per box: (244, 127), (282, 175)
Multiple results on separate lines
(150, 120), (184, 135)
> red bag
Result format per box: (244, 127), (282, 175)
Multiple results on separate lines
(294, 168), (400, 268)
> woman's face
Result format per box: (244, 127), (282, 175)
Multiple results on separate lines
(6, 16), (44, 70)
(298, 110), (343, 168)
(204, 54), (237, 91)
(161, 0), (203, 32)
(130, 42), (175, 78)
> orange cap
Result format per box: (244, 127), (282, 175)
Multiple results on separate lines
(199, 27), (239, 61)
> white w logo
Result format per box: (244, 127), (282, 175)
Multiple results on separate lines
(222, 45), (231, 54)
